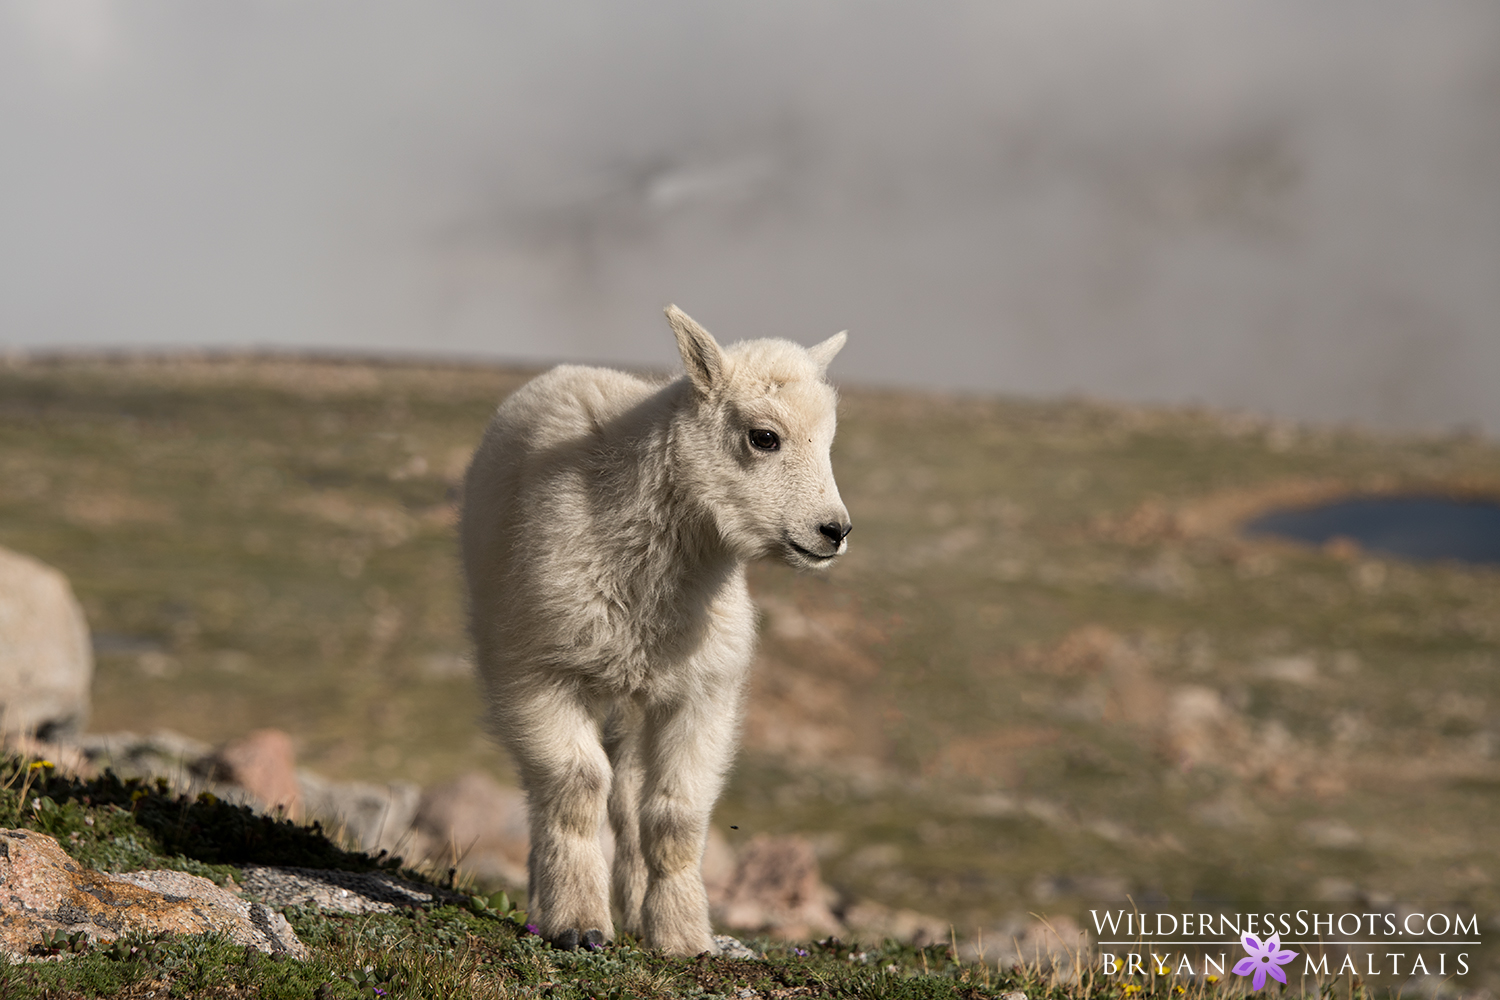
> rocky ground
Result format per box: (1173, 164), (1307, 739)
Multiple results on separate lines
(0, 749), (1077, 999)
(14, 725), (1015, 959)
(0, 743), (1092, 1000)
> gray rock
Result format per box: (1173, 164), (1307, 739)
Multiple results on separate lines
(237, 865), (467, 915)
(713, 934), (761, 959)
(75, 730), (212, 789)
(0, 547), (92, 740)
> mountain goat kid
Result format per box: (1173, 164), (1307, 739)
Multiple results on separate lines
(460, 306), (850, 956)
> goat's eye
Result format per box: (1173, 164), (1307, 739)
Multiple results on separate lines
(748, 429), (780, 451)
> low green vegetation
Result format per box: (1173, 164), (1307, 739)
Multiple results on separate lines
(0, 755), (1454, 997)
(2, 756), (1083, 998)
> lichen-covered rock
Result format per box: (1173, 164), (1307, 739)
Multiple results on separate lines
(0, 829), (305, 959)
(0, 547), (92, 740)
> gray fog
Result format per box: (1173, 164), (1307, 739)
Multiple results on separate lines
(3, 2), (1497, 432)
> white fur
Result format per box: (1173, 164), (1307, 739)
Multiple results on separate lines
(460, 306), (849, 956)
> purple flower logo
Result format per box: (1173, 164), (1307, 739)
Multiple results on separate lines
(1233, 933), (1297, 991)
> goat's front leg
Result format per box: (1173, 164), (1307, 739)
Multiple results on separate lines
(638, 687), (742, 956)
(503, 685), (614, 950)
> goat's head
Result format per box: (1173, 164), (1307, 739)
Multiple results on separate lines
(666, 305), (850, 570)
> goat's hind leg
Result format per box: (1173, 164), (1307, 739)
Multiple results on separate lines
(504, 686), (614, 950)
(604, 702), (647, 937)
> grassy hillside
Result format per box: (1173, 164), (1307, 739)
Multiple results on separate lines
(2, 354), (1498, 987)
(0, 755), (1043, 999)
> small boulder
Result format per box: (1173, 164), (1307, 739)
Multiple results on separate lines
(714, 834), (842, 940)
(0, 547), (92, 740)
(412, 771), (529, 887)
(0, 829), (306, 959)
(204, 729), (303, 818)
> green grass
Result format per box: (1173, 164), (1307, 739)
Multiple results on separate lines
(0, 756), (1460, 997)
(2, 755), (1078, 998)
(2, 354), (1499, 993)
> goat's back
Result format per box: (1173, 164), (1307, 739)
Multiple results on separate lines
(460, 364), (701, 690)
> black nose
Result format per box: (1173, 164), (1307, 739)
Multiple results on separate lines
(819, 521), (852, 544)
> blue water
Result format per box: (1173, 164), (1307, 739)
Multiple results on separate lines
(1245, 496), (1500, 565)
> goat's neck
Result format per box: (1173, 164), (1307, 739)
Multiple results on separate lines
(602, 404), (738, 613)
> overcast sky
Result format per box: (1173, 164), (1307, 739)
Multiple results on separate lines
(2, 2), (1497, 431)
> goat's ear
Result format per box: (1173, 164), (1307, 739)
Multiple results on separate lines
(666, 305), (725, 396)
(807, 330), (847, 376)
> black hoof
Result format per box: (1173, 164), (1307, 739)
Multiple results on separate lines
(582, 929), (606, 951)
(550, 928), (580, 951)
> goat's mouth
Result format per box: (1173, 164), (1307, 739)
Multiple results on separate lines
(784, 537), (839, 564)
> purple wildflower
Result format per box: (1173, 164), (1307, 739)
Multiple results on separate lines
(524, 923), (540, 936)
(1232, 933), (1297, 991)
(794, 948), (808, 957)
